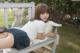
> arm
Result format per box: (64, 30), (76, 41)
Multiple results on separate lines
(35, 31), (57, 40)
(36, 33), (45, 40)
(35, 21), (46, 40)
(46, 32), (57, 38)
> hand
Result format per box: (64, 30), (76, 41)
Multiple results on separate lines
(36, 33), (45, 40)
(47, 32), (57, 38)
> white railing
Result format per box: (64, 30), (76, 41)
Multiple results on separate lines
(0, 2), (35, 28)
(71, 0), (80, 1)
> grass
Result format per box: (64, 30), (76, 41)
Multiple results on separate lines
(0, 10), (5, 28)
(34, 24), (80, 53)
(0, 9), (14, 28)
(56, 24), (80, 53)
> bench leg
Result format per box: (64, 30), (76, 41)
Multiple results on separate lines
(51, 35), (59, 53)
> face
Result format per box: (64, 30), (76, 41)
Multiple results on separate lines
(40, 12), (49, 22)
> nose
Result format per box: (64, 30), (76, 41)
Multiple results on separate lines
(45, 13), (49, 17)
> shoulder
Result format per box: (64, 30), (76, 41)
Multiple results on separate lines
(33, 20), (46, 29)
(46, 20), (54, 24)
(47, 20), (61, 26)
(34, 20), (46, 25)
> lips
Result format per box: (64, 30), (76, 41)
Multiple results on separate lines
(43, 18), (47, 19)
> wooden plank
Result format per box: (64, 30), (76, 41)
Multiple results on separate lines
(4, 8), (8, 28)
(1, 2), (35, 28)
(72, 0), (80, 1)
(18, 38), (55, 53)
(2, 38), (55, 53)
(0, 2), (35, 8)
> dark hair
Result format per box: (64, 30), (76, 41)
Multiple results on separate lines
(34, 3), (49, 20)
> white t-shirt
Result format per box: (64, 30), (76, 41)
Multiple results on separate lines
(21, 20), (46, 44)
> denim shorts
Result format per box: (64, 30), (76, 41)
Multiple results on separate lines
(4, 28), (30, 50)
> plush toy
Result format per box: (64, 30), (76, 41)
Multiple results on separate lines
(44, 21), (62, 34)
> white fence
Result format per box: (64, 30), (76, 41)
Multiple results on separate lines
(0, 2), (35, 28)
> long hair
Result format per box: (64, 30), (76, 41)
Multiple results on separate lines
(34, 3), (49, 20)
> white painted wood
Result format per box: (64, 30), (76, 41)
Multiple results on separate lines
(72, 0), (80, 1)
(0, 2), (62, 53)
(0, 3), (34, 8)
(1, 24), (61, 53)
(11, 8), (24, 27)
(18, 38), (55, 53)
(28, 2), (35, 20)
(51, 35), (60, 53)
(2, 38), (55, 53)
(3, 8), (8, 28)
(28, 7), (32, 20)
(0, 2), (35, 28)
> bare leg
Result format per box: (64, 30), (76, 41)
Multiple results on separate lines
(0, 32), (8, 39)
(0, 32), (14, 48)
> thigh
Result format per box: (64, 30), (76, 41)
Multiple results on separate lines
(0, 32), (14, 48)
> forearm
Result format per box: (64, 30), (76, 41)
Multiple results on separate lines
(35, 32), (57, 40)
(36, 35), (45, 40)
(36, 33), (46, 40)
(46, 32), (57, 37)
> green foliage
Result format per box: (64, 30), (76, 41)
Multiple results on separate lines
(1, 0), (78, 25)
(0, 9), (14, 28)
(1, 0), (80, 25)
(21, 9), (28, 25)
(23, 9), (28, 18)
(57, 24), (80, 53)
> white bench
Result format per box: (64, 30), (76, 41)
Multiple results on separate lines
(0, 2), (61, 53)
(0, 2), (35, 28)
(1, 24), (61, 53)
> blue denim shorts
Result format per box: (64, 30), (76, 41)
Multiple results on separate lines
(4, 28), (30, 50)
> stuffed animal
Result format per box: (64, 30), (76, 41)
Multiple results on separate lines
(44, 21), (62, 34)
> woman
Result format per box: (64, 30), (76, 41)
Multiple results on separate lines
(0, 3), (56, 50)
